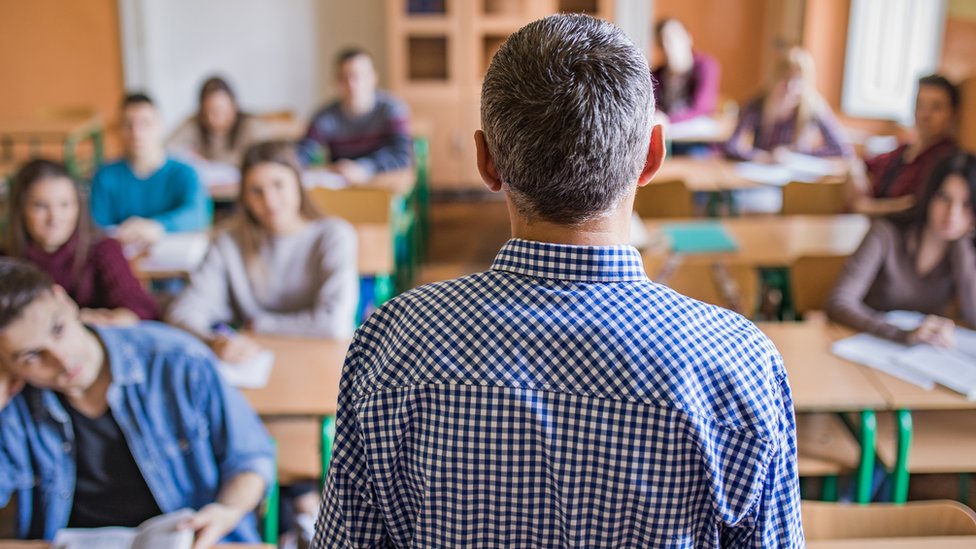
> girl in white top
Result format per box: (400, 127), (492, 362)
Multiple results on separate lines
(166, 141), (358, 363)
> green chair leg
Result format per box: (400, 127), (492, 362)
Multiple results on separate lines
(321, 415), (337, 492)
(374, 275), (395, 307)
(891, 409), (913, 504)
(960, 473), (970, 507)
(822, 475), (839, 502)
(263, 440), (280, 545)
(857, 410), (877, 504)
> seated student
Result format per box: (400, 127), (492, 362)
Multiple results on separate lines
(90, 93), (212, 248)
(855, 74), (960, 213)
(827, 152), (976, 345)
(167, 76), (274, 166)
(0, 258), (274, 547)
(725, 46), (851, 162)
(4, 159), (157, 325)
(725, 46), (852, 212)
(166, 141), (358, 363)
(651, 18), (720, 124)
(298, 48), (411, 183)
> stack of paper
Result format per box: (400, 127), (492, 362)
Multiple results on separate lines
(735, 152), (845, 186)
(135, 233), (210, 274)
(832, 311), (976, 399)
(217, 350), (276, 389)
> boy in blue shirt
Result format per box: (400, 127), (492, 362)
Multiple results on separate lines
(90, 93), (211, 248)
(0, 258), (273, 548)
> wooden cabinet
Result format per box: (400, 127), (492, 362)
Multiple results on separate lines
(388, 0), (615, 190)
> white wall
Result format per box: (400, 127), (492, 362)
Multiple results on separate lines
(118, 0), (321, 133)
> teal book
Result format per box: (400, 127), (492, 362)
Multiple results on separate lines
(661, 222), (738, 254)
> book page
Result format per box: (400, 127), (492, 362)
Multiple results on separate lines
(217, 349), (276, 388)
(132, 509), (195, 549)
(52, 528), (136, 549)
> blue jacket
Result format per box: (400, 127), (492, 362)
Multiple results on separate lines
(0, 322), (274, 541)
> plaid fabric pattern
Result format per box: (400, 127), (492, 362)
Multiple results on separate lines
(313, 239), (803, 548)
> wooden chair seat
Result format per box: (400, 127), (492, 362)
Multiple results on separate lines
(264, 417), (323, 485)
(876, 410), (976, 474)
(781, 179), (848, 216)
(634, 179), (694, 218)
(797, 413), (861, 477)
(802, 499), (976, 540)
(789, 255), (849, 317)
(647, 256), (759, 317)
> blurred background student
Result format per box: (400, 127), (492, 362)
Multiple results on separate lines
(651, 17), (720, 124)
(89, 93), (212, 248)
(299, 48), (412, 183)
(4, 159), (157, 325)
(167, 76), (274, 166)
(827, 152), (976, 346)
(166, 141), (358, 364)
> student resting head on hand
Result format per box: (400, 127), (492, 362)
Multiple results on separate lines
(828, 152), (976, 347)
(165, 141), (358, 364)
(0, 258), (274, 548)
(4, 158), (157, 326)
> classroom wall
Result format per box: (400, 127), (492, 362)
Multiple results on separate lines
(314, 0), (389, 109)
(0, 0), (125, 152)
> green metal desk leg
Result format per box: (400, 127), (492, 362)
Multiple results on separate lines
(892, 409), (913, 504)
(321, 415), (337, 492)
(821, 476), (839, 501)
(374, 274), (395, 307)
(857, 410), (877, 504)
(263, 440), (280, 545)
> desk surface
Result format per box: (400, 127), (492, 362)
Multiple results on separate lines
(238, 333), (350, 416)
(208, 167), (416, 201)
(0, 115), (102, 138)
(807, 537), (976, 548)
(654, 156), (848, 193)
(643, 214), (870, 268)
(759, 319), (887, 412)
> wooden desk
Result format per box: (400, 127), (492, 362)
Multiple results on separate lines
(643, 214), (870, 268)
(0, 115), (104, 179)
(238, 334), (349, 417)
(654, 157), (755, 192)
(807, 537), (976, 548)
(207, 167), (416, 202)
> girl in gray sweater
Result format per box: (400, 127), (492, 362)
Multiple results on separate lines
(827, 152), (976, 346)
(166, 141), (358, 363)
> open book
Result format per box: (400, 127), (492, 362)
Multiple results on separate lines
(52, 509), (194, 549)
(217, 349), (276, 389)
(833, 311), (976, 399)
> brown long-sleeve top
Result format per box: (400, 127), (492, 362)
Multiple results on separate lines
(826, 219), (976, 342)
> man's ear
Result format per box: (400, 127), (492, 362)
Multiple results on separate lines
(475, 130), (503, 192)
(636, 124), (666, 188)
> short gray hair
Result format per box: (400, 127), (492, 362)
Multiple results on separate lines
(481, 14), (654, 225)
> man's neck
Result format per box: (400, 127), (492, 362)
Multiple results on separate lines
(507, 195), (633, 246)
(128, 149), (166, 177)
(64, 331), (111, 418)
(343, 94), (377, 117)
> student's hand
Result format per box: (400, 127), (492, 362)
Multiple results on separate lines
(80, 308), (141, 327)
(181, 503), (246, 549)
(333, 159), (371, 184)
(210, 334), (263, 364)
(117, 217), (164, 248)
(0, 367), (25, 410)
(907, 315), (956, 348)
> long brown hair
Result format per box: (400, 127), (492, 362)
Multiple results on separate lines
(6, 159), (94, 280)
(231, 141), (322, 279)
(196, 76), (248, 156)
(761, 46), (824, 149)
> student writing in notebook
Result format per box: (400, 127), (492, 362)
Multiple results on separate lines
(165, 141), (358, 363)
(298, 48), (412, 182)
(3, 159), (157, 325)
(89, 93), (212, 248)
(0, 258), (273, 548)
(167, 76), (274, 166)
(827, 152), (976, 346)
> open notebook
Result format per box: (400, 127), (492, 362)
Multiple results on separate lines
(734, 152), (846, 186)
(53, 509), (194, 549)
(833, 311), (976, 399)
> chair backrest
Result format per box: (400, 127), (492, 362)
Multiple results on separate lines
(647, 255), (759, 317)
(307, 187), (394, 225)
(781, 179), (848, 216)
(634, 179), (693, 218)
(789, 255), (848, 316)
(802, 500), (976, 540)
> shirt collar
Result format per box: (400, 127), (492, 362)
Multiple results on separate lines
(490, 238), (647, 283)
(91, 325), (146, 386)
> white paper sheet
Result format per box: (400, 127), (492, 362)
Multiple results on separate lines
(217, 349), (276, 388)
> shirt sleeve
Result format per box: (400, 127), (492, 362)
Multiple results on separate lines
(190, 354), (276, 495)
(89, 167), (115, 228)
(950, 238), (976, 328)
(165, 237), (234, 340)
(0, 397), (35, 510)
(147, 163), (212, 232)
(352, 99), (413, 177)
(93, 238), (159, 320)
(721, 365), (804, 548)
(313, 342), (390, 548)
(810, 107), (854, 158)
(250, 221), (359, 338)
(724, 100), (762, 161)
(826, 221), (909, 342)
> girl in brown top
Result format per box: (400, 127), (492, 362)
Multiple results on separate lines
(827, 152), (976, 346)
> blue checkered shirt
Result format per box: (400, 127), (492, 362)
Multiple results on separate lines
(313, 239), (803, 548)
